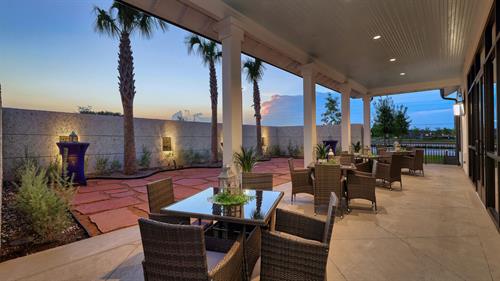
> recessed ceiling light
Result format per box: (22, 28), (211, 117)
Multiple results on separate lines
(373, 35), (381, 40)
(389, 58), (396, 62)
(400, 72), (406, 76)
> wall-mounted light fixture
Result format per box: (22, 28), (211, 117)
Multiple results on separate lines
(261, 137), (266, 146)
(453, 102), (465, 116)
(162, 137), (172, 151)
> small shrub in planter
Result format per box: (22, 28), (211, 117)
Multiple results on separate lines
(138, 146), (152, 169)
(233, 146), (257, 172)
(94, 156), (109, 175)
(15, 163), (74, 242)
(110, 159), (122, 172)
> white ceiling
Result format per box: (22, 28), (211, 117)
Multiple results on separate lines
(222, 0), (487, 90)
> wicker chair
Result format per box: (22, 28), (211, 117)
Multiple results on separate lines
(375, 154), (404, 190)
(347, 170), (377, 211)
(355, 161), (372, 173)
(241, 172), (273, 190)
(146, 178), (190, 225)
(260, 193), (337, 281)
(313, 164), (342, 214)
(138, 218), (244, 281)
(405, 149), (424, 176)
(288, 158), (314, 202)
(339, 153), (355, 166)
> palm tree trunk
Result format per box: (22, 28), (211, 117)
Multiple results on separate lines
(118, 31), (137, 175)
(253, 80), (263, 156)
(209, 60), (219, 163)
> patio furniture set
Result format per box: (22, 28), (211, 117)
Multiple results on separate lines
(139, 173), (337, 280)
(136, 148), (424, 280)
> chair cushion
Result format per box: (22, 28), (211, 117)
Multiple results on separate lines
(372, 160), (378, 177)
(206, 250), (226, 271)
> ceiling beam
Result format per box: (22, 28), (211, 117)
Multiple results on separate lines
(368, 77), (461, 97)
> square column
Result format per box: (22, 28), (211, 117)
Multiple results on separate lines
(363, 95), (371, 148)
(341, 85), (352, 152)
(219, 18), (244, 169)
(302, 64), (316, 166)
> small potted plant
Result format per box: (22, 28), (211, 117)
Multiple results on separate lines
(352, 141), (361, 155)
(315, 143), (329, 163)
(233, 146), (257, 173)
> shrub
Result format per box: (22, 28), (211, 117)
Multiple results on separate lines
(94, 156), (109, 175)
(267, 145), (282, 157)
(15, 162), (73, 241)
(138, 146), (152, 169)
(14, 147), (40, 181)
(233, 146), (257, 172)
(287, 141), (301, 158)
(110, 159), (122, 172)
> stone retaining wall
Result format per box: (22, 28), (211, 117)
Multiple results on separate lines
(2, 108), (363, 179)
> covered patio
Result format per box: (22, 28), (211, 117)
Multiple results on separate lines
(1, 165), (499, 280)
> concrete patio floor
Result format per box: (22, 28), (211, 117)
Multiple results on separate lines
(72, 158), (300, 235)
(1, 164), (499, 281)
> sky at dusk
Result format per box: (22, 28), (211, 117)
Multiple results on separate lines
(0, 0), (456, 129)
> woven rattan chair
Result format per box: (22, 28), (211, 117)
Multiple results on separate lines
(347, 170), (377, 211)
(375, 154), (403, 190)
(138, 218), (244, 281)
(288, 158), (314, 202)
(260, 193), (337, 281)
(405, 149), (424, 176)
(339, 152), (355, 165)
(241, 172), (273, 190)
(313, 164), (342, 214)
(355, 161), (372, 173)
(146, 178), (191, 225)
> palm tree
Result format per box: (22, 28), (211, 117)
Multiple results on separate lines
(243, 58), (265, 156)
(93, 2), (166, 174)
(186, 35), (222, 163)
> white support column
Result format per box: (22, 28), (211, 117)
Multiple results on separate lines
(363, 95), (371, 149)
(302, 64), (316, 167)
(219, 18), (244, 170)
(341, 85), (352, 152)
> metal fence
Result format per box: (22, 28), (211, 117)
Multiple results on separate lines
(370, 141), (459, 165)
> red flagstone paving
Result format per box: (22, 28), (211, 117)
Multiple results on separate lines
(71, 158), (303, 236)
(89, 208), (140, 233)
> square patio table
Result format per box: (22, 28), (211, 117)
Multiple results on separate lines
(160, 187), (284, 227)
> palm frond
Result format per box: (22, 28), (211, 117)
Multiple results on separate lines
(186, 34), (221, 66)
(243, 58), (265, 82)
(93, 6), (119, 37)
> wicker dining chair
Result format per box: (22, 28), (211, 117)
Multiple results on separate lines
(146, 178), (190, 225)
(339, 152), (355, 165)
(347, 170), (377, 211)
(288, 158), (314, 202)
(375, 154), (404, 190)
(313, 163), (342, 214)
(241, 172), (273, 190)
(405, 149), (424, 176)
(260, 193), (337, 281)
(138, 218), (244, 281)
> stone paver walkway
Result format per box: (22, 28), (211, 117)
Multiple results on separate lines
(71, 158), (301, 235)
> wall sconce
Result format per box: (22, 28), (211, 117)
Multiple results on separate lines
(261, 137), (266, 146)
(162, 137), (172, 151)
(453, 102), (465, 116)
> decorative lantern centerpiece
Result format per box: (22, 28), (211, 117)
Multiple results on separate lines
(69, 131), (79, 142)
(218, 164), (238, 194)
(393, 141), (401, 152)
(327, 148), (335, 161)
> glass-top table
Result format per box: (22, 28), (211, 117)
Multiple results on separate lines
(161, 187), (284, 227)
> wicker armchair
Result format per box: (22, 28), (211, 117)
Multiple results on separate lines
(347, 170), (377, 211)
(313, 164), (342, 214)
(139, 218), (244, 281)
(405, 149), (424, 176)
(355, 161), (372, 173)
(288, 158), (314, 202)
(260, 193), (337, 281)
(375, 154), (404, 190)
(242, 172), (273, 190)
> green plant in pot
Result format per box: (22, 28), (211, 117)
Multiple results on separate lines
(233, 146), (257, 172)
(315, 143), (329, 163)
(352, 141), (361, 154)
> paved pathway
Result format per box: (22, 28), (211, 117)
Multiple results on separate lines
(71, 158), (301, 235)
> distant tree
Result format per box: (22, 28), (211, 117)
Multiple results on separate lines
(372, 97), (395, 145)
(321, 93), (342, 125)
(186, 35), (222, 163)
(78, 106), (122, 116)
(243, 58), (265, 156)
(393, 105), (410, 138)
(93, 2), (166, 174)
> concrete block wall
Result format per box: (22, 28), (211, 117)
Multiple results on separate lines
(2, 108), (362, 179)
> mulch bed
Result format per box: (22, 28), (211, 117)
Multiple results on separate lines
(0, 183), (88, 262)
